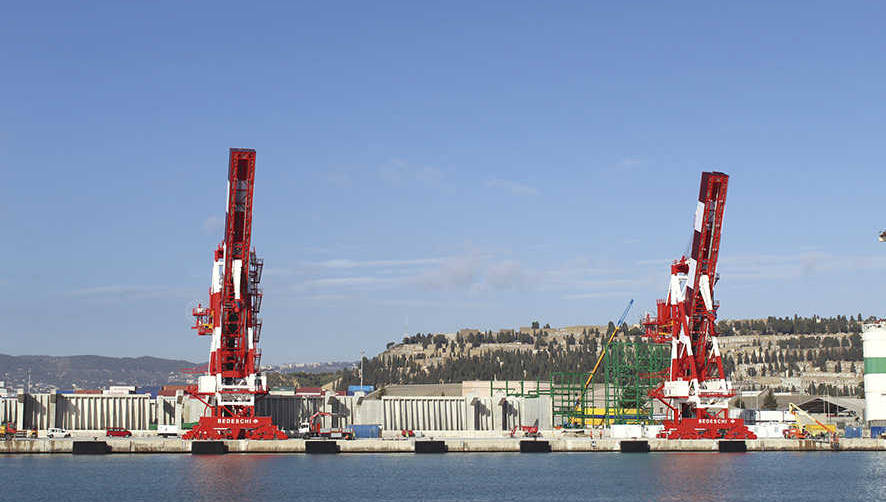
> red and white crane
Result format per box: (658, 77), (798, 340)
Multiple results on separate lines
(643, 172), (755, 439)
(183, 148), (285, 440)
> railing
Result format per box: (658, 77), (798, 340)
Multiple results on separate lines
(251, 289), (263, 313)
(252, 318), (262, 344)
(249, 252), (263, 284)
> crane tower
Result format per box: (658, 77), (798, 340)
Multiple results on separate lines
(183, 148), (285, 440)
(643, 172), (755, 439)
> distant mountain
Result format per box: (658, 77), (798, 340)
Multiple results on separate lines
(0, 354), (200, 392)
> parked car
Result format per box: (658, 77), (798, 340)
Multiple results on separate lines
(106, 427), (132, 438)
(47, 427), (71, 438)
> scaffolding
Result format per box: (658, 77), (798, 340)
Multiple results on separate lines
(488, 379), (549, 398)
(551, 340), (669, 428)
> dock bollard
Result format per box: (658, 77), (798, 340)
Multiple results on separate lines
(305, 440), (340, 454)
(414, 440), (447, 453)
(619, 440), (650, 453)
(72, 441), (110, 455)
(718, 440), (747, 453)
(519, 440), (551, 453)
(191, 441), (228, 454)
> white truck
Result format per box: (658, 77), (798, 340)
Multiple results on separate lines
(47, 427), (71, 438)
(158, 424), (180, 438)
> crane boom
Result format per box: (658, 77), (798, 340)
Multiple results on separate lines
(788, 403), (836, 436)
(643, 172), (755, 440)
(182, 149), (285, 441)
(583, 299), (634, 391)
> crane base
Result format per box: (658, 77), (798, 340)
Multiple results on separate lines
(182, 416), (287, 440)
(657, 418), (757, 440)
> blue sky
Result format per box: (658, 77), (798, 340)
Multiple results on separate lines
(2, 2), (886, 363)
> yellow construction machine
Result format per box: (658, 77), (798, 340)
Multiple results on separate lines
(784, 403), (836, 439)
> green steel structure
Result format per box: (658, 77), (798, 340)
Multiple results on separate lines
(489, 379), (549, 398)
(550, 340), (669, 428)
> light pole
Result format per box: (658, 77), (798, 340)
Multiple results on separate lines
(360, 350), (364, 388)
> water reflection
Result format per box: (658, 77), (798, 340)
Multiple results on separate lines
(185, 454), (273, 502)
(3, 451), (885, 502)
(651, 453), (737, 502)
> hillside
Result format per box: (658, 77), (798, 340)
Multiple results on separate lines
(0, 354), (199, 392)
(335, 315), (868, 397)
(3, 315), (868, 397)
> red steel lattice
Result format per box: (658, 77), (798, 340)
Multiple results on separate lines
(643, 172), (755, 440)
(183, 149), (285, 440)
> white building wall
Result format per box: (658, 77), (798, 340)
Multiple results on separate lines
(382, 397), (468, 431)
(0, 398), (17, 425)
(863, 322), (886, 424)
(8, 392), (555, 434)
(55, 394), (154, 430)
(256, 395), (324, 429)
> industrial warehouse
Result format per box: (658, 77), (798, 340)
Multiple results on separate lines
(0, 379), (878, 453)
(2, 150), (886, 455)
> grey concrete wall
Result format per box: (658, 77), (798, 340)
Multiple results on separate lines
(0, 398), (17, 425)
(354, 398), (383, 425)
(501, 397), (520, 430)
(54, 395), (153, 430)
(8, 393), (555, 434)
(382, 397), (468, 431)
(256, 396), (323, 429)
(154, 394), (208, 426)
(471, 397), (495, 430)
(181, 397), (210, 424)
(329, 396), (354, 427)
(472, 396), (527, 431)
(518, 396), (552, 430)
(23, 394), (51, 430)
(156, 396), (177, 425)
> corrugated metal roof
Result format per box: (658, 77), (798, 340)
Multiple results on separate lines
(798, 396), (864, 416)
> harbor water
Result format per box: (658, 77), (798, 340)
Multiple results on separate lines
(2, 452), (884, 501)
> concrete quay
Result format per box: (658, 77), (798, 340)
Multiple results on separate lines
(1, 437), (885, 454)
